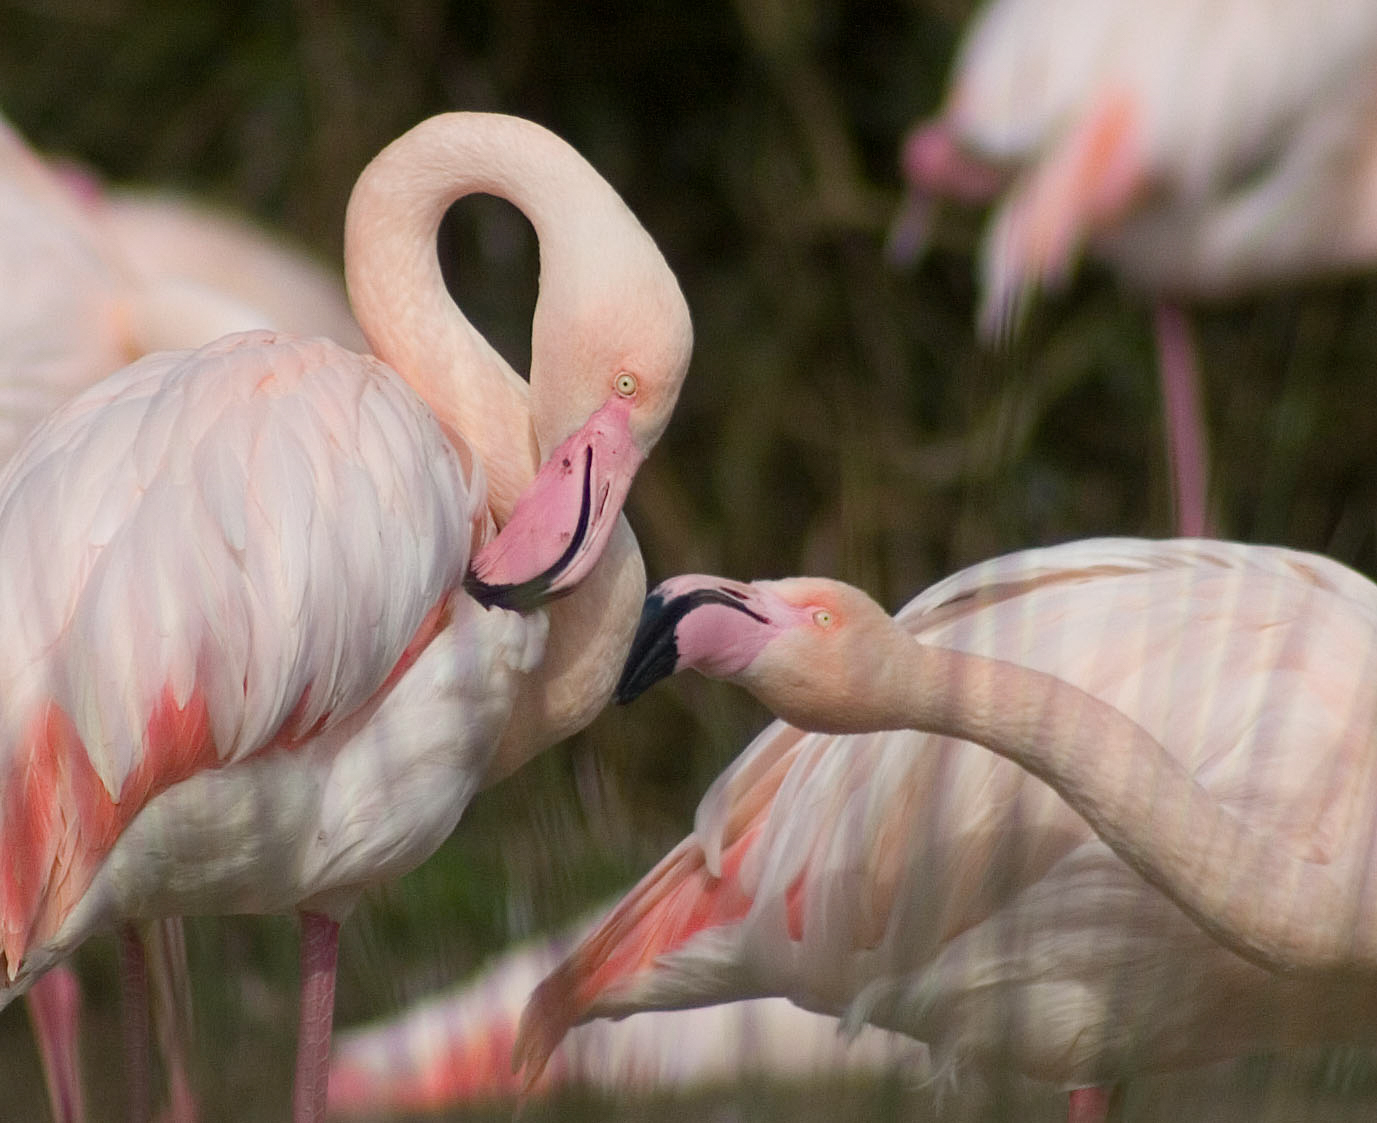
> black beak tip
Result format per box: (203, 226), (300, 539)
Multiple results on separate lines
(615, 591), (680, 705)
(464, 570), (552, 614)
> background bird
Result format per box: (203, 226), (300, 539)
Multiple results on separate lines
(896, 0), (1377, 536)
(519, 539), (1377, 1123)
(325, 903), (924, 1117)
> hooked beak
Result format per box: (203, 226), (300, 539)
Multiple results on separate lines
(614, 578), (771, 704)
(465, 396), (642, 613)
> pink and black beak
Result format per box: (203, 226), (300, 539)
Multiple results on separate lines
(466, 397), (641, 613)
(615, 576), (773, 704)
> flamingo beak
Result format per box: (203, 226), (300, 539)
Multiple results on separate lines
(465, 396), (642, 613)
(615, 576), (771, 704)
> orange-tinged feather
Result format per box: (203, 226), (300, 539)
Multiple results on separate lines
(1, 593), (452, 977)
(1, 686), (218, 975)
(516, 826), (767, 1085)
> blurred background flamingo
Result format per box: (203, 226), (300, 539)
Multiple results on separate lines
(520, 539), (1377, 1123)
(326, 903), (923, 1117)
(896, 0), (1377, 537)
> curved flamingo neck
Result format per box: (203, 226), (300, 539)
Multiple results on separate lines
(344, 113), (622, 522)
(346, 113), (658, 765)
(881, 634), (1377, 976)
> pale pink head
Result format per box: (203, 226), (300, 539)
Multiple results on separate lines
(445, 116), (693, 610)
(344, 112), (692, 614)
(617, 573), (906, 734)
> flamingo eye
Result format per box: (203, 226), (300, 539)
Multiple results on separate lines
(812, 609), (834, 628)
(614, 372), (638, 397)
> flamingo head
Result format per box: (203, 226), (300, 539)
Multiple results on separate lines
(616, 574), (904, 734)
(466, 216), (692, 614)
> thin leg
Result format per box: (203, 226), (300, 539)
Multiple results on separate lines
(1153, 301), (1212, 537)
(147, 918), (198, 1123)
(293, 911), (341, 1123)
(26, 967), (87, 1123)
(121, 924), (151, 1123)
(1067, 1084), (1114, 1123)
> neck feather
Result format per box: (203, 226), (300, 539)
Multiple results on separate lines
(883, 636), (1376, 975)
(485, 517), (646, 781)
(344, 113), (619, 519)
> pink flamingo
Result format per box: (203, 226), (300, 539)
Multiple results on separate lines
(0, 110), (692, 1123)
(896, 0), (1377, 536)
(2, 112), (369, 1123)
(0, 114), (294, 465)
(324, 907), (923, 1117)
(518, 539), (1377, 1123)
(92, 190), (366, 356)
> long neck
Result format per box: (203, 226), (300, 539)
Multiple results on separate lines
(344, 113), (591, 518)
(485, 517), (646, 784)
(884, 637), (1377, 975)
(347, 113), (649, 760)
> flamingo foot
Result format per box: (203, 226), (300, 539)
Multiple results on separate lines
(27, 966), (87, 1123)
(292, 911), (341, 1123)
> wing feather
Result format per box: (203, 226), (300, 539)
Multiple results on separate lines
(0, 330), (479, 967)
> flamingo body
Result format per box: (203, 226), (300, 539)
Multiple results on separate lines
(0, 117), (137, 463)
(0, 328), (539, 987)
(96, 191), (366, 354)
(900, 1), (1377, 535)
(520, 539), (1377, 1099)
(1, 111), (368, 1123)
(907, 0), (1377, 326)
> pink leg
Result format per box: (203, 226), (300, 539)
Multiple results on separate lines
(26, 967), (87, 1123)
(293, 911), (341, 1123)
(121, 924), (152, 1123)
(1067, 1084), (1114, 1123)
(147, 918), (199, 1123)
(1153, 302), (1212, 537)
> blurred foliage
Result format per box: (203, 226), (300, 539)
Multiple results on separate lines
(4, 0), (1377, 1119)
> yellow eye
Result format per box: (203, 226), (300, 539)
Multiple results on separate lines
(614, 372), (638, 397)
(812, 609), (833, 628)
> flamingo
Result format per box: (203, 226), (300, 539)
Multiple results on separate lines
(895, 0), (1377, 535)
(0, 113), (297, 466)
(0, 109), (692, 1123)
(89, 190), (366, 356)
(324, 907), (924, 1117)
(2, 112), (367, 1123)
(517, 539), (1377, 1122)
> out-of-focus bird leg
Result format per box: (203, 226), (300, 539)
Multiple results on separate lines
(1154, 301), (1212, 536)
(26, 966), (87, 1123)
